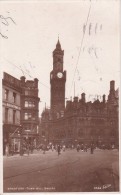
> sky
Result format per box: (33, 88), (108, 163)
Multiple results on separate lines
(0, 0), (120, 117)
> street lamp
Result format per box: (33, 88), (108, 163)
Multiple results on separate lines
(42, 136), (47, 153)
(75, 139), (77, 147)
(19, 125), (24, 156)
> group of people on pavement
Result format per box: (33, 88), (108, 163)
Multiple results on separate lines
(20, 143), (34, 156)
(39, 144), (66, 155)
(3, 142), (100, 157)
(4, 141), (117, 157)
(38, 143), (94, 155)
(76, 143), (94, 154)
(4, 142), (34, 157)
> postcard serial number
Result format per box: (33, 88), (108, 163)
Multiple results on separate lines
(94, 184), (111, 190)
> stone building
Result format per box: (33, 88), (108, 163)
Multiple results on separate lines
(20, 76), (40, 148)
(2, 72), (40, 154)
(39, 40), (119, 148)
(50, 39), (66, 119)
(2, 72), (21, 154)
(40, 82), (119, 148)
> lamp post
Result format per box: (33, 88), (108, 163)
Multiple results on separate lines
(75, 139), (77, 148)
(20, 125), (23, 156)
(42, 136), (46, 154)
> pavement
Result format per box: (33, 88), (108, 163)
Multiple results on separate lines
(3, 148), (119, 192)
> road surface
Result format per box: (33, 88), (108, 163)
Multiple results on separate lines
(3, 148), (119, 192)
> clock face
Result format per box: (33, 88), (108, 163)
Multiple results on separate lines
(57, 72), (63, 78)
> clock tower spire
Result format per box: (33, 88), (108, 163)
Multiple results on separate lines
(50, 39), (66, 115)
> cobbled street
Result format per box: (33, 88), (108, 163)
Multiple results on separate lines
(3, 148), (119, 192)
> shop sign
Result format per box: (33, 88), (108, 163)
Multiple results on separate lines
(3, 102), (21, 110)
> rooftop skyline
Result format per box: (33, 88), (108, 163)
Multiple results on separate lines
(0, 0), (120, 116)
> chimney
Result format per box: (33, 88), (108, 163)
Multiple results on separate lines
(81, 93), (85, 103)
(73, 97), (78, 102)
(34, 78), (38, 88)
(103, 94), (105, 103)
(66, 100), (72, 109)
(20, 76), (26, 86)
(110, 80), (115, 91)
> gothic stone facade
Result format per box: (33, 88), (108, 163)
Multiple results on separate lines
(39, 40), (119, 147)
(40, 81), (118, 147)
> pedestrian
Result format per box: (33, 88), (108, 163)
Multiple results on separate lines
(63, 145), (66, 152)
(30, 144), (33, 154)
(27, 144), (30, 156)
(43, 144), (46, 154)
(84, 144), (88, 152)
(11, 144), (14, 156)
(52, 145), (54, 151)
(5, 143), (9, 157)
(20, 145), (24, 156)
(76, 144), (80, 152)
(57, 145), (61, 156)
(90, 144), (94, 154)
(81, 144), (84, 151)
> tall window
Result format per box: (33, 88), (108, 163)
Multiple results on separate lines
(24, 113), (32, 120)
(13, 110), (16, 124)
(4, 89), (9, 100)
(25, 101), (29, 107)
(13, 92), (16, 103)
(25, 90), (29, 95)
(5, 108), (8, 123)
(25, 101), (35, 107)
(57, 112), (60, 119)
(60, 111), (64, 117)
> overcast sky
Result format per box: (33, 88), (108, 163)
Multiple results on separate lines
(0, 0), (120, 116)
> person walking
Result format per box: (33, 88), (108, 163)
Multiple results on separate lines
(76, 144), (80, 152)
(5, 143), (9, 157)
(27, 144), (30, 156)
(52, 144), (54, 151)
(90, 144), (94, 154)
(43, 144), (46, 154)
(81, 143), (84, 151)
(11, 144), (14, 156)
(63, 145), (66, 152)
(84, 144), (87, 152)
(30, 144), (33, 154)
(57, 144), (61, 156)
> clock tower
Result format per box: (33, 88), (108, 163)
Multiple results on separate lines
(50, 39), (66, 114)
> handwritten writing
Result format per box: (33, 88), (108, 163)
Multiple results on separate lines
(0, 13), (16, 39)
(83, 46), (102, 59)
(83, 23), (102, 35)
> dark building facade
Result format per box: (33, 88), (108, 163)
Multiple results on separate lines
(2, 72), (21, 154)
(39, 40), (119, 148)
(50, 39), (66, 119)
(2, 72), (40, 154)
(20, 76), (40, 148)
